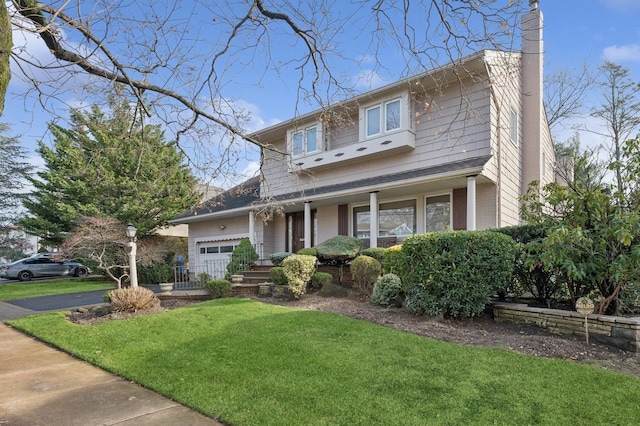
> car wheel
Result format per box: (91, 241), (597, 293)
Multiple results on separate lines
(18, 271), (33, 281)
(74, 267), (89, 277)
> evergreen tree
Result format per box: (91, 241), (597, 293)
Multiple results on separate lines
(0, 124), (33, 260)
(21, 93), (199, 246)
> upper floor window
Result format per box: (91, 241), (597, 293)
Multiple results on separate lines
(366, 99), (402, 138)
(290, 124), (321, 157)
(510, 109), (519, 144)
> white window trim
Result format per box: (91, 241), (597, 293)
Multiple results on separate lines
(424, 191), (453, 233)
(360, 92), (408, 141)
(510, 109), (519, 145)
(288, 123), (323, 158)
(350, 196), (418, 238)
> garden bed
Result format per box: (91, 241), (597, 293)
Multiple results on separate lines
(493, 302), (640, 353)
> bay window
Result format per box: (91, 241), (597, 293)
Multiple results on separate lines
(365, 99), (402, 138)
(291, 124), (320, 157)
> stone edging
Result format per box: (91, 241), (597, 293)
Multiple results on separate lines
(492, 302), (640, 353)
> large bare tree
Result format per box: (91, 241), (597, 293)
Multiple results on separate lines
(4, 0), (528, 183)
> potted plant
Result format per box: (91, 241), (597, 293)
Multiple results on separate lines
(156, 263), (173, 294)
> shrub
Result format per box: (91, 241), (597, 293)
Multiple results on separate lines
(225, 239), (259, 279)
(314, 235), (362, 264)
(105, 287), (159, 312)
(270, 252), (293, 267)
(138, 262), (172, 284)
(371, 273), (403, 307)
(297, 247), (318, 256)
(350, 255), (382, 295)
(206, 279), (232, 298)
(362, 247), (386, 264)
(310, 271), (333, 289)
(196, 273), (212, 287)
(400, 231), (516, 318)
(283, 254), (317, 299)
(382, 244), (402, 274)
(496, 224), (560, 304)
(270, 266), (288, 286)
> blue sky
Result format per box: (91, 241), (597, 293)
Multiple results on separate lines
(4, 0), (640, 180)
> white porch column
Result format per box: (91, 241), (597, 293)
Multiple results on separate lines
(369, 191), (379, 248)
(248, 211), (255, 245)
(304, 201), (312, 249)
(466, 175), (477, 231)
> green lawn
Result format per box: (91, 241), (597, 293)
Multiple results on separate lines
(0, 278), (115, 300)
(9, 298), (640, 426)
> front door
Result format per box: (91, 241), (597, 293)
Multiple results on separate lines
(286, 210), (316, 253)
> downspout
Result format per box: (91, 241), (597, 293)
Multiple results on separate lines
(485, 61), (503, 227)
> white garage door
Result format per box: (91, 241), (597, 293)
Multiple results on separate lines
(196, 240), (240, 279)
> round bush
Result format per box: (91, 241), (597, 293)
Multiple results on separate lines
(297, 247), (318, 256)
(370, 273), (403, 307)
(362, 247), (386, 263)
(270, 266), (288, 285)
(206, 279), (232, 298)
(311, 271), (333, 289)
(350, 255), (382, 295)
(382, 244), (402, 274)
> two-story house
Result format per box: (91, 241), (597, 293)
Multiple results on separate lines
(171, 4), (555, 277)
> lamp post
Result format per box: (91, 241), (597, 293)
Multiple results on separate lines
(125, 223), (138, 289)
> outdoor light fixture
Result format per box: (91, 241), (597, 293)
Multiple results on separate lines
(218, 225), (226, 231)
(126, 223), (137, 240)
(126, 223), (139, 288)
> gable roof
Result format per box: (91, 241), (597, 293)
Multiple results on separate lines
(172, 176), (261, 221)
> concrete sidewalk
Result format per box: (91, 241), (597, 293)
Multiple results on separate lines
(0, 322), (223, 425)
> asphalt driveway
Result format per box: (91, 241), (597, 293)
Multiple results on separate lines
(0, 285), (161, 321)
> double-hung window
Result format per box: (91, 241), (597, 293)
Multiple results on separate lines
(291, 125), (320, 157)
(365, 99), (402, 138)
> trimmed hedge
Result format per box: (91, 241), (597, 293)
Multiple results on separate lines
(270, 267), (288, 286)
(399, 231), (516, 318)
(297, 247), (318, 257)
(350, 255), (382, 295)
(310, 271), (333, 289)
(382, 245), (402, 274)
(206, 279), (232, 298)
(362, 247), (386, 263)
(283, 254), (317, 299)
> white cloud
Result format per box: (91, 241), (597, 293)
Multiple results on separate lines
(602, 44), (640, 62)
(353, 70), (386, 91)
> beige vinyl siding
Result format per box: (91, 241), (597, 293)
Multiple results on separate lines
(476, 183), (497, 229)
(261, 77), (493, 198)
(484, 53), (523, 227)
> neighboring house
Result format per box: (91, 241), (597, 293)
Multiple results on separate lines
(171, 5), (555, 277)
(154, 183), (222, 238)
(0, 224), (39, 264)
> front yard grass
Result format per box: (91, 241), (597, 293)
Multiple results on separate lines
(0, 278), (114, 301)
(9, 298), (640, 425)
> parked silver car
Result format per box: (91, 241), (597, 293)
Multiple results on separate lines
(0, 255), (90, 281)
